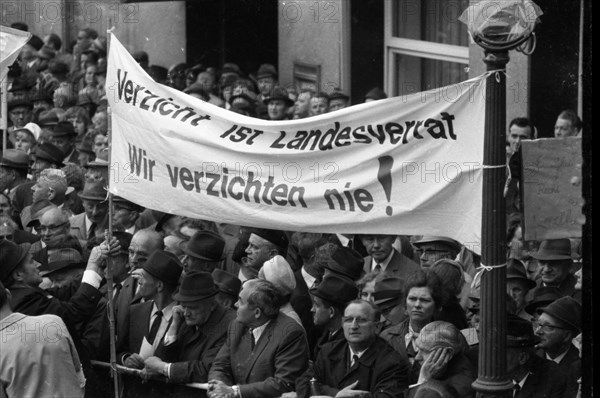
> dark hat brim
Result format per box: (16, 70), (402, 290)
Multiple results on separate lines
(529, 253), (572, 261)
(537, 304), (581, 333)
(172, 288), (218, 302)
(180, 241), (226, 262)
(506, 275), (537, 290)
(263, 96), (294, 108)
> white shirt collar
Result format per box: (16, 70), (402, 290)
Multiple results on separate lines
(252, 320), (271, 343)
(301, 267), (316, 289)
(546, 348), (569, 364)
(515, 372), (531, 389)
(371, 249), (394, 272)
(336, 233), (351, 247)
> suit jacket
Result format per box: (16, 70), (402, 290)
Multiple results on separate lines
(112, 275), (144, 346)
(537, 344), (580, 395)
(9, 280), (101, 337)
(363, 249), (420, 280)
(516, 355), (567, 398)
(117, 300), (157, 362)
(313, 336), (408, 398)
(208, 312), (309, 398)
(69, 212), (88, 249)
(313, 327), (344, 360)
(149, 303), (236, 398)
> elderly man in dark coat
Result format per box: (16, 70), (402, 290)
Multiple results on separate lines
(311, 299), (408, 397)
(140, 271), (236, 398)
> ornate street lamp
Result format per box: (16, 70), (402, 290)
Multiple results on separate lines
(459, 2), (542, 397)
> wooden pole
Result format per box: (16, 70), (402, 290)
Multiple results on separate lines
(105, 30), (120, 398)
(471, 51), (513, 398)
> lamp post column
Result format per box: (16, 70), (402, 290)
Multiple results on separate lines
(472, 50), (513, 398)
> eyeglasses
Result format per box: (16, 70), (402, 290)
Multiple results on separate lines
(39, 222), (68, 232)
(342, 317), (374, 326)
(416, 249), (451, 256)
(0, 234), (14, 241)
(532, 321), (568, 333)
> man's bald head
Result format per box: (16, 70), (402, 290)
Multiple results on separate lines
(39, 208), (70, 245)
(128, 230), (164, 270)
(31, 169), (68, 205)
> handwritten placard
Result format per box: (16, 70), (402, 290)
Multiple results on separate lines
(521, 137), (583, 241)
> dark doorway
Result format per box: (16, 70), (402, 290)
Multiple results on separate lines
(529, 0), (581, 138)
(350, 0), (384, 105)
(185, 0), (278, 76)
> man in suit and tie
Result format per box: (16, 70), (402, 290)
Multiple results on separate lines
(506, 314), (566, 398)
(361, 234), (419, 280)
(118, 250), (182, 366)
(69, 180), (109, 252)
(208, 278), (309, 398)
(113, 230), (165, 342)
(143, 271), (236, 398)
(312, 299), (408, 397)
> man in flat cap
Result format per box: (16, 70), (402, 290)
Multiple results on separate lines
(118, 250), (183, 368)
(208, 278), (309, 398)
(241, 227), (288, 281)
(361, 234), (420, 280)
(310, 273), (359, 359)
(412, 235), (462, 269)
(143, 271), (236, 398)
(506, 314), (566, 398)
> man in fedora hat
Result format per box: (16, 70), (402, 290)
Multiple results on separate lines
(530, 238), (577, 297)
(310, 273), (359, 359)
(208, 278), (309, 398)
(412, 235), (462, 269)
(328, 88), (350, 112)
(0, 149), (30, 199)
(212, 269), (242, 310)
(118, 250), (183, 369)
(373, 275), (407, 330)
(180, 230), (226, 274)
(535, 296), (581, 378)
(142, 271), (236, 398)
(506, 314), (566, 398)
(256, 63), (278, 103)
(241, 227), (289, 281)
(506, 259), (537, 321)
(70, 180), (108, 249)
(265, 86), (294, 121)
(0, 238), (105, 356)
(361, 234), (420, 280)
(50, 120), (80, 163)
(524, 286), (563, 322)
(323, 245), (365, 282)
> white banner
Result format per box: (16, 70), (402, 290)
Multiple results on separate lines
(0, 25), (31, 82)
(107, 33), (486, 248)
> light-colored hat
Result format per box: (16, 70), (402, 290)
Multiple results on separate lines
(259, 255), (296, 296)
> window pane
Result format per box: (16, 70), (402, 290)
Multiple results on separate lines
(394, 53), (468, 96)
(393, 0), (469, 47)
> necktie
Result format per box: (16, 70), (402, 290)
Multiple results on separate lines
(347, 239), (353, 249)
(351, 354), (359, 368)
(113, 282), (122, 302)
(513, 382), (521, 398)
(146, 310), (163, 345)
(249, 329), (255, 350)
(88, 222), (97, 240)
(374, 263), (382, 273)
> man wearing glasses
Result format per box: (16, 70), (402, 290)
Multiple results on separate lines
(311, 299), (408, 397)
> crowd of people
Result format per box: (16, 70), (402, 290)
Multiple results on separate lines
(1, 23), (585, 398)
